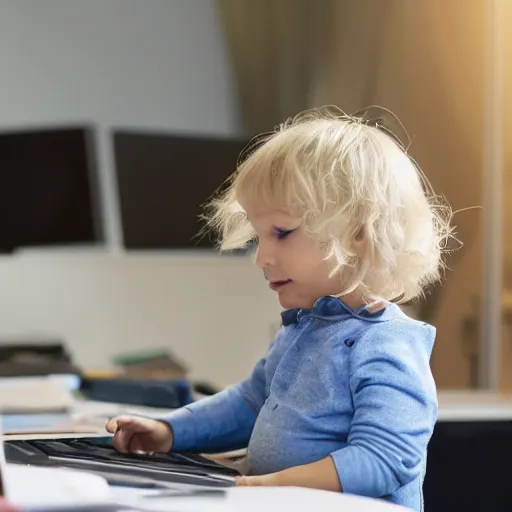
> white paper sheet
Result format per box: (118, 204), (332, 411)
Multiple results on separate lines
(5, 464), (110, 507)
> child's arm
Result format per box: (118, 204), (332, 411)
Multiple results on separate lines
(163, 353), (269, 454)
(237, 456), (341, 490)
(330, 323), (437, 497)
(238, 322), (437, 495)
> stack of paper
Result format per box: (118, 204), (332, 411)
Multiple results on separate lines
(0, 376), (75, 414)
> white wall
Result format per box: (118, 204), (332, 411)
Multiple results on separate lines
(0, 0), (241, 130)
(0, 0), (242, 244)
(0, 253), (281, 386)
(0, 1), (280, 385)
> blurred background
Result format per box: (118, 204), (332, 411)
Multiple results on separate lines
(0, 0), (508, 391)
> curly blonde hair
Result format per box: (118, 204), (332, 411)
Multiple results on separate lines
(203, 106), (453, 303)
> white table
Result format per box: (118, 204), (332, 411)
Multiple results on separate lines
(5, 465), (408, 512)
(111, 487), (409, 512)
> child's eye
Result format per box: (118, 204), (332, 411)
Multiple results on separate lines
(274, 228), (295, 240)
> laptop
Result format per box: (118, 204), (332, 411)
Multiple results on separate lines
(3, 436), (237, 490)
(0, 427), (230, 510)
(0, 425), (118, 511)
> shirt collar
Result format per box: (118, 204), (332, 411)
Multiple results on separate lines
(281, 295), (392, 326)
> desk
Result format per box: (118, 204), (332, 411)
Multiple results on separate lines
(3, 452), (407, 512)
(2, 432), (406, 511)
(7, 392), (512, 511)
(110, 487), (409, 512)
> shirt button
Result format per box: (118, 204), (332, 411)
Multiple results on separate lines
(295, 344), (300, 352)
(272, 403), (278, 410)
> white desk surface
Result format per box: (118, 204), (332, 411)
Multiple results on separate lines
(5, 465), (408, 512)
(112, 486), (408, 512)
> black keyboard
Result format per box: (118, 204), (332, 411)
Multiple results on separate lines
(4, 437), (238, 488)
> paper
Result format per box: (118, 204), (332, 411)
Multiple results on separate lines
(4, 464), (110, 507)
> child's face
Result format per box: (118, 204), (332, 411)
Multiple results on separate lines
(244, 206), (345, 309)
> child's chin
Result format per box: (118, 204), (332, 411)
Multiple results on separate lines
(277, 295), (299, 310)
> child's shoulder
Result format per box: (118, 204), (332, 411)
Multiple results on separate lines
(345, 304), (436, 364)
(362, 303), (435, 336)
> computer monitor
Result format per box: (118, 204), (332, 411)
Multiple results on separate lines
(0, 126), (104, 253)
(113, 131), (248, 249)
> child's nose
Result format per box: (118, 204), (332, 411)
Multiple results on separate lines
(254, 242), (275, 268)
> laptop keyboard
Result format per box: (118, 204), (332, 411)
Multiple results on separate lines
(4, 437), (238, 488)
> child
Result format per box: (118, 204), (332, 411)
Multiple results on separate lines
(106, 106), (452, 511)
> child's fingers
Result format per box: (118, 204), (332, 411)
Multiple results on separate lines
(105, 415), (139, 433)
(235, 476), (251, 486)
(106, 417), (137, 453)
(111, 426), (136, 454)
(235, 475), (267, 487)
(105, 417), (119, 433)
(128, 435), (152, 455)
(107, 416), (163, 454)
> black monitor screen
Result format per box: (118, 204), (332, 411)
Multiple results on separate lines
(0, 127), (102, 252)
(113, 131), (248, 249)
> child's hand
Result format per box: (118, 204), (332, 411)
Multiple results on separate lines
(236, 473), (281, 487)
(105, 416), (173, 454)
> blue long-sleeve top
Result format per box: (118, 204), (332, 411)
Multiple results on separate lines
(164, 296), (437, 511)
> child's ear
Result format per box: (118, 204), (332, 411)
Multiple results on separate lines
(351, 226), (366, 252)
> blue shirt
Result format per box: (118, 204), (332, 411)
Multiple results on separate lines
(165, 296), (437, 511)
